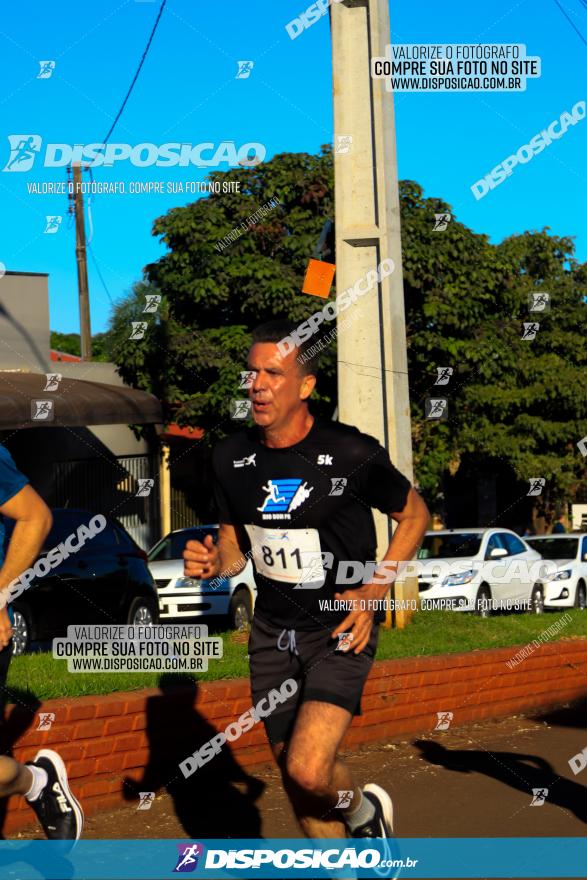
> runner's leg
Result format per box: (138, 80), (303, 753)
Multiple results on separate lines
(274, 701), (359, 838)
(0, 756), (33, 797)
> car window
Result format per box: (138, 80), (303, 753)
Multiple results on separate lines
(417, 533), (482, 559)
(527, 538), (579, 561)
(43, 512), (116, 550)
(485, 533), (507, 558)
(501, 533), (526, 556)
(581, 537), (587, 562)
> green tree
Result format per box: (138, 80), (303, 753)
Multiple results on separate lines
(111, 147), (337, 430)
(50, 330), (112, 361)
(107, 151), (587, 508)
(401, 182), (586, 505)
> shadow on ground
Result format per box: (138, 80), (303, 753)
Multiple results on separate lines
(123, 674), (265, 838)
(413, 736), (587, 825)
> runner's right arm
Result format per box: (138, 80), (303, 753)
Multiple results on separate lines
(183, 523), (249, 581)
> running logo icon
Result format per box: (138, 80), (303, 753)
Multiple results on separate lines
(433, 213), (451, 231)
(43, 373), (62, 391)
(233, 453), (256, 468)
(434, 367), (453, 385)
(137, 791), (155, 810)
(230, 399), (252, 420)
(335, 790), (354, 809)
(336, 632), (354, 652)
(529, 292), (550, 312)
(129, 321), (148, 340)
(425, 398), (448, 420)
(31, 400), (54, 421)
(256, 479), (313, 517)
(239, 370), (256, 389)
(530, 788), (548, 806)
(173, 843), (204, 873)
(236, 61), (254, 79)
(36, 712), (55, 731)
(44, 216), (62, 234)
(3, 135), (42, 172)
(521, 322), (539, 340)
(143, 294), (161, 313)
(335, 135), (353, 154)
(37, 60), (56, 79)
(527, 478), (545, 496)
(435, 711), (453, 730)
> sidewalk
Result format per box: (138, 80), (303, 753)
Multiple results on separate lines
(13, 700), (587, 842)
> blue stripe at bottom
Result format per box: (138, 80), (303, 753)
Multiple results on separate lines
(0, 838), (584, 879)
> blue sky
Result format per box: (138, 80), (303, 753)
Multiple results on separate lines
(0, 0), (585, 334)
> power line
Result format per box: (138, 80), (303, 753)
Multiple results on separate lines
(102, 0), (167, 144)
(553, 0), (587, 47)
(88, 244), (114, 305)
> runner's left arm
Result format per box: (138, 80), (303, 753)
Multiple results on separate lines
(372, 487), (430, 598)
(0, 485), (53, 645)
(0, 485), (53, 592)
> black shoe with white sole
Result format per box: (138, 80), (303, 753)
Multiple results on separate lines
(26, 749), (84, 841)
(350, 783), (394, 838)
(350, 784), (400, 878)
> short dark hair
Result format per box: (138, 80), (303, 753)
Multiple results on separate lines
(250, 319), (320, 377)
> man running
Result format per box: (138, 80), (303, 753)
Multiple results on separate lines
(0, 445), (83, 840)
(184, 319), (429, 843)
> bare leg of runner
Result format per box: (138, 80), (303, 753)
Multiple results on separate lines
(272, 701), (359, 838)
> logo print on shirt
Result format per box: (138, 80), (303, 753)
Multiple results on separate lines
(233, 453), (256, 468)
(256, 479), (313, 519)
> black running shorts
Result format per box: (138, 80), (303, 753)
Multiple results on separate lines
(248, 614), (379, 745)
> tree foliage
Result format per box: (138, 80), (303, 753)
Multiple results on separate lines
(107, 149), (587, 506)
(50, 330), (110, 361)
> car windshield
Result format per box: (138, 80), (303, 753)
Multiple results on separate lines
(148, 528), (216, 562)
(526, 538), (578, 560)
(418, 533), (482, 559)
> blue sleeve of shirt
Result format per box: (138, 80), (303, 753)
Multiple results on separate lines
(0, 446), (28, 506)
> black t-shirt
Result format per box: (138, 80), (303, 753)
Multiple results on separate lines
(212, 418), (411, 631)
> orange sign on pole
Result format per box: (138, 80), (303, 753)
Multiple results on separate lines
(302, 258), (336, 298)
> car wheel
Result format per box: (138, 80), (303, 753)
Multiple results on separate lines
(530, 584), (545, 614)
(229, 589), (252, 630)
(126, 597), (157, 626)
(575, 581), (586, 610)
(474, 585), (492, 618)
(11, 606), (32, 655)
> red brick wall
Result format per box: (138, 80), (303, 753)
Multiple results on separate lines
(3, 638), (586, 833)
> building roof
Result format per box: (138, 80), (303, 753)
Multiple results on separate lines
(0, 371), (162, 429)
(50, 349), (82, 362)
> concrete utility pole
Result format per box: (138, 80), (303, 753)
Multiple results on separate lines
(72, 163), (92, 361)
(331, 0), (417, 625)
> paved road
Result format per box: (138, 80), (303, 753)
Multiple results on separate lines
(13, 700), (587, 875)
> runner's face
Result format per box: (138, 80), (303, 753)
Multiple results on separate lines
(247, 343), (313, 428)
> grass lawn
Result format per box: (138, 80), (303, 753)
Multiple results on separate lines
(6, 609), (587, 703)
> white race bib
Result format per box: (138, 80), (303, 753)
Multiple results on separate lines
(245, 525), (325, 588)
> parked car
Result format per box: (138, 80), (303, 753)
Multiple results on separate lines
(147, 525), (257, 629)
(3, 509), (159, 655)
(415, 528), (545, 616)
(525, 534), (587, 610)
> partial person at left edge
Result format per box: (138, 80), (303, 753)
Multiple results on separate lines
(0, 445), (83, 840)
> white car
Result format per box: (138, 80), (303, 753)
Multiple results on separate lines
(415, 528), (547, 616)
(148, 525), (257, 628)
(526, 534), (587, 610)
